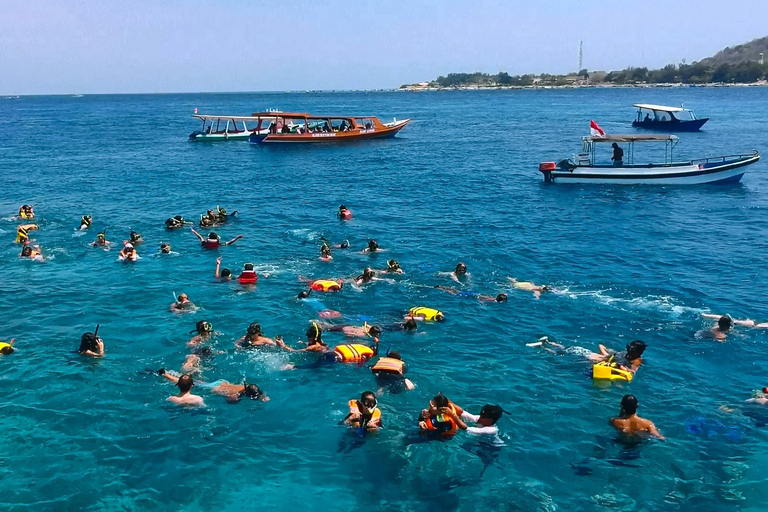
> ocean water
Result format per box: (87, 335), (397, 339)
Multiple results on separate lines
(1, 87), (768, 511)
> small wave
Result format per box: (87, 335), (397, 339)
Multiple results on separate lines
(556, 287), (704, 317)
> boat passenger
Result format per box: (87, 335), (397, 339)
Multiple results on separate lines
(170, 293), (195, 312)
(0, 339), (16, 356)
(78, 331), (104, 358)
(79, 215), (92, 230)
(188, 320), (214, 347)
(371, 350), (415, 394)
(160, 243), (172, 254)
(610, 395), (664, 440)
(190, 228), (243, 249)
(236, 322), (277, 348)
(15, 224), (38, 244)
(343, 391), (382, 430)
(214, 257), (232, 281)
(611, 143), (624, 166)
(118, 243), (138, 262)
(643, 113), (651, 122)
(92, 231), (110, 248)
(163, 373), (205, 407)
(508, 278), (549, 298)
(129, 231), (144, 245)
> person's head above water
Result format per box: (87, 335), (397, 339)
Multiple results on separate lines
(193, 320), (213, 335)
(306, 322), (323, 343)
(625, 340), (647, 359)
(177, 293), (189, 303)
(339, 204), (347, 212)
(79, 331), (100, 353)
(363, 267), (375, 278)
(454, 262), (467, 275)
(718, 315), (734, 331)
(403, 318), (418, 331)
(130, 231), (141, 241)
(432, 392), (450, 410)
(367, 239), (378, 251)
(208, 232), (219, 240)
(246, 322), (262, 338)
(177, 374), (194, 393)
(220, 268), (232, 278)
(479, 404), (505, 425)
(161, 243), (171, 253)
(366, 324), (382, 338)
(360, 391), (377, 410)
(495, 293), (508, 303)
(388, 350), (402, 360)
(620, 394), (638, 415)
(242, 383), (263, 400)
(20, 245), (32, 257)
(297, 291), (310, 299)
(387, 259), (400, 271)
(243, 263), (254, 271)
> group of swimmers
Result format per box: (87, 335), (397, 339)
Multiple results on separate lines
(10, 202), (761, 442)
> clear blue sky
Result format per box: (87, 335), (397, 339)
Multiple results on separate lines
(1, 0), (767, 94)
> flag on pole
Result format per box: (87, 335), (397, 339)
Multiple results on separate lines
(590, 120), (605, 137)
(194, 108), (198, 114)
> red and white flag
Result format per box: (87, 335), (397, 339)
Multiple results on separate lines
(590, 120), (605, 137)
(194, 107), (198, 114)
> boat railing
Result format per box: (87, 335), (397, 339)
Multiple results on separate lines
(689, 151), (759, 165)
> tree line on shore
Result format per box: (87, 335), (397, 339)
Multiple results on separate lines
(424, 61), (767, 88)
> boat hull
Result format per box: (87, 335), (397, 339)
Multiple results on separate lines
(250, 120), (409, 144)
(190, 129), (268, 142)
(632, 118), (709, 132)
(540, 154), (759, 185)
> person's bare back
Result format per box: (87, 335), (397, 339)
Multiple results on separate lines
(610, 395), (663, 439)
(168, 393), (205, 407)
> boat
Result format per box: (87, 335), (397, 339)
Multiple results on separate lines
(632, 104), (709, 132)
(189, 114), (273, 141)
(247, 112), (409, 143)
(539, 134), (759, 185)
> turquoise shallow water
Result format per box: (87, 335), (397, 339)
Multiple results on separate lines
(1, 88), (768, 511)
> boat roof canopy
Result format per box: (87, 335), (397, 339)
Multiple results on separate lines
(633, 103), (689, 113)
(251, 111), (375, 119)
(193, 115), (266, 121)
(584, 134), (679, 143)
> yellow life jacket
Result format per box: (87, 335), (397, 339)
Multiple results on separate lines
(347, 400), (381, 427)
(592, 361), (633, 382)
(335, 344), (374, 363)
(0, 340), (15, 354)
(409, 306), (443, 322)
(372, 357), (405, 375)
(15, 229), (27, 243)
(310, 279), (342, 292)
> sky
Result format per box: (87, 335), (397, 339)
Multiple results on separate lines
(1, 0), (767, 94)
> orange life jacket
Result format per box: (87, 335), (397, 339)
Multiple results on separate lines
(335, 344), (374, 363)
(372, 357), (405, 375)
(423, 403), (458, 436)
(347, 399), (381, 427)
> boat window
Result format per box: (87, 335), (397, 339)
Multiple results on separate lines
(355, 118), (373, 130)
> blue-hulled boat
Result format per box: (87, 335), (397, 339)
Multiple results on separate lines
(632, 104), (709, 132)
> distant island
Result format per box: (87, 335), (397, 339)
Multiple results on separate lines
(401, 36), (768, 90)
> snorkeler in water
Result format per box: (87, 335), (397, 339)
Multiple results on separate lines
(508, 278), (549, 298)
(19, 243), (43, 261)
(0, 339), (16, 356)
(118, 243), (139, 262)
(343, 391), (381, 431)
(334, 239), (350, 249)
(610, 395), (664, 440)
(533, 337), (646, 373)
(91, 231), (111, 248)
(235, 322), (277, 348)
(187, 320), (214, 347)
(159, 373), (205, 407)
(191, 228), (243, 249)
(435, 285), (507, 303)
(129, 231), (144, 245)
(361, 239), (384, 254)
(700, 313), (768, 341)
(354, 268), (378, 286)
(160, 243), (172, 254)
(15, 224), (39, 244)
(170, 293), (195, 312)
(158, 369), (266, 403)
(380, 259), (404, 274)
(79, 215), (92, 230)
(214, 257), (232, 281)
(371, 350), (415, 394)
(78, 330), (104, 358)
(320, 242), (333, 261)
(18, 204), (34, 220)
(165, 215), (190, 230)
(316, 322), (382, 340)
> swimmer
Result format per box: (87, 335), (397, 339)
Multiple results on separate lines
(337, 204), (352, 220)
(610, 395), (664, 440)
(165, 215), (189, 230)
(434, 285), (507, 303)
(235, 322), (277, 348)
(454, 404), (508, 435)
(160, 243), (172, 254)
(418, 392), (465, 436)
(746, 387), (768, 405)
(535, 337), (646, 372)
(343, 391), (381, 430)
(371, 351), (415, 394)
(354, 267), (377, 285)
(317, 321), (382, 340)
(191, 228), (243, 249)
(79, 215), (92, 230)
(361, 239), (384, 254)
(444, 262), (469, 284)
(159, 373), (205, 407)
(508, 278), (549, 299)
(118, 243), (138, 262)
(129, 231), (144, 245)
(78, 330), (104, 357)
(19, 243), (43, 261)
(320, 243), (333, 261)
(188, 320), (214, 347)
(381, 259), (404, 274)
(276, 323), (331, 355)
(167, 371), (265, 403)
(91, 231), (111, 248)
(334, 239), (350, 249)
(700, 314), (768, 340)
(180, 346), (216, 375)
(170, 293), (195, 312)
(214, 257), (232, 281)
(237, 263), (258, 284)
(215, 206), (236, 222)
(0, 339), (16, 355)
(15, 224), (39, 244)
(18, 204), (34, 219)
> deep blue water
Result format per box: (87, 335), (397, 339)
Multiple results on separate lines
(1, 88), (768, 511)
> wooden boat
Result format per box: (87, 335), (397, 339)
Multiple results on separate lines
(539, 134), (759, 185)
(248, 112), (409, 143)
(189, 115), (272, 141)
(632, 104), (709, 132)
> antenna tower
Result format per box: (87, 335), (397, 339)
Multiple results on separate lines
(579, 41), (583, 70)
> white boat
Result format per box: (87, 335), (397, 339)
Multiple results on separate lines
(539, 134), (759, 185)
(189, 114), (273, 141)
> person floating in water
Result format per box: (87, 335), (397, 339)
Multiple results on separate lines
(214, 257), (232, 281)
(343, 391), (381, 431)
(91, 231), (110, 248)
(0, 339), (16, 356)
(79, 215), (92, 230)
(188, 320), (214, 347)
(317, 321), (382, 340)
(129, 231), (143, 245)
(165, 215), (190, 230)
(354, 267), (378, 286)
(361, 239), (384, 254)
(170, 293), (195, 312)
(442, 403), (507, 435)
(160, 243), (172, 254)
(235, 322), (277, 348)
(508, 278), (549, 299)
(699, 313), (768, 341)
(15, 224), (39, 244)
(158, 369), (267, 403)
(19, 243), (43, 261)
(191, 228), (243, 249)
(435, 285), (507, 303)
(119, 243), (139, 262)
(334, 239), (350, 249)
(337, 204), (352, 220)
(78, 330), (104, 358)
(533, 337), (646, 373)
(611, 142), (624, 167)
(610, 395), (664, 439)
(320, 242), (333, 261)
(18, 204), (34, 220)
(371, 350), (415, 394)
(161, 373), (205, 407)
(444, 262), (469, 284)
(381, 259), (404, 274)
(418, 392), (465, 438)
